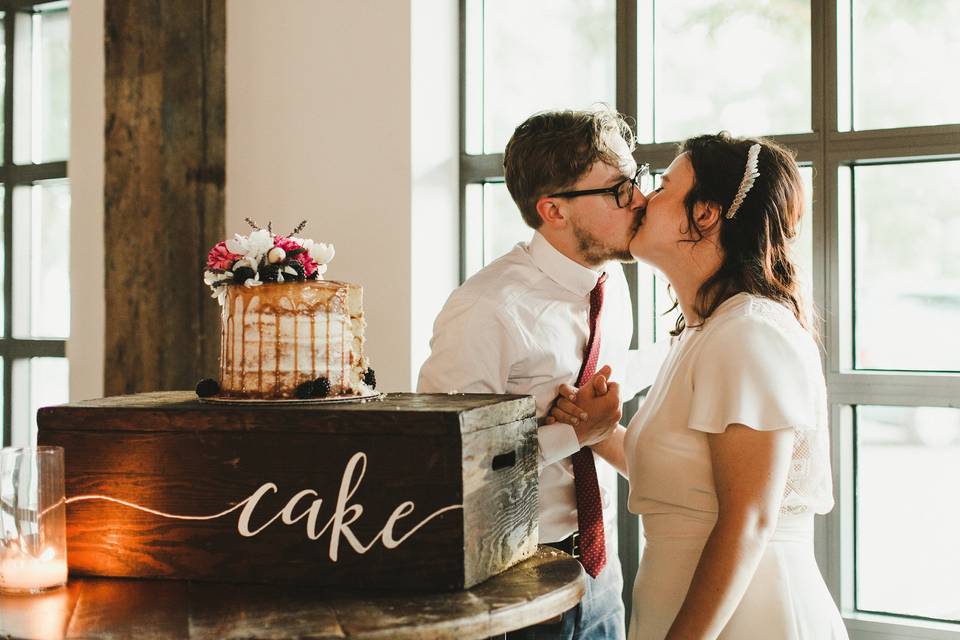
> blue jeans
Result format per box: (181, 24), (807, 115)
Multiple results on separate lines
(507, 552), (625, 640)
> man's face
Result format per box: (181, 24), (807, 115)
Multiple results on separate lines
(562, 159), (648, 267)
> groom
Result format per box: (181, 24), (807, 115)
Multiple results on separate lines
(418, 108), (663, 640)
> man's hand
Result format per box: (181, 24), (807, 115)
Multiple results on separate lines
(547, 365), (621, 447)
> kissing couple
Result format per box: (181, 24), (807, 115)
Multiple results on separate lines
(419, 107), (848, 640)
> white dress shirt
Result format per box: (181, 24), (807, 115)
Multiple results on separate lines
(417, 232), (665, 543)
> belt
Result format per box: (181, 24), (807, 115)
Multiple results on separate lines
(544, 531), (580, 559)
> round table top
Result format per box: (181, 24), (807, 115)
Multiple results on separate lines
(0, 547), (585, 640)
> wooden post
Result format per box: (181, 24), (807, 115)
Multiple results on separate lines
(103, 0), (225, 394)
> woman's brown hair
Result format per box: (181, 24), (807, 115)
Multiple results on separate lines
(670, 132), (811, 336)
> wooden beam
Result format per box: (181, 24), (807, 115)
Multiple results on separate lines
(103, 0), (225, 395)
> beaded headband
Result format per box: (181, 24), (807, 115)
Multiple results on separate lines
(725, 143), (761, 219)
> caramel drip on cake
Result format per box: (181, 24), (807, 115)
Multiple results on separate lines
(274, 309), (280, 394)
(325, 307), (331, 382)
(221, 306), (228, 386)
(310, 315), (316, 379)
(257, 307), (264, 392)
(218, 281), (365, 399)
(239, 300), (246, 391)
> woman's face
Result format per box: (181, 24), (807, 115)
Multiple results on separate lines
(629, 152), (696, 265)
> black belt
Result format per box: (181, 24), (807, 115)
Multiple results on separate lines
(544, 531), (580, 559)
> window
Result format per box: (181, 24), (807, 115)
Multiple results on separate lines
(0, 0), (70, 448)
(461, 1), (960, 637)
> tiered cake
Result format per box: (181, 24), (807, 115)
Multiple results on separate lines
(202, 221), (374, 399)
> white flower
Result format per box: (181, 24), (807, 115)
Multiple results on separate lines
(204, 269), (232, 287)
(243, 275), (263, 288)
(247, 229), (274, 257)
(233, 255), (259, 272)
(311, 242), (336, 265)
(290, 236), (314, 253)
(225, 233), (249, 255)
(227, 229), (274, 264)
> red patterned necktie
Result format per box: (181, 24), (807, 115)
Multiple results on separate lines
(571, 272), (608, 578)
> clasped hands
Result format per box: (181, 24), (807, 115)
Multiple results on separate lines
(545, 365), (622, 447)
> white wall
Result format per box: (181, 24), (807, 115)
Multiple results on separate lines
(69, 0), (459, 398)
(411, 0), (460, 383)
(68, 0), (105, 401)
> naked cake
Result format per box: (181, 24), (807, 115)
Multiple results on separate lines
(201, 220), (374, 399)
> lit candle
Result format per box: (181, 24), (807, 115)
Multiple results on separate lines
(0, 547), (68, 594)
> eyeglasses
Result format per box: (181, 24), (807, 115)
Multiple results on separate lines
(547, 164), (651, 209)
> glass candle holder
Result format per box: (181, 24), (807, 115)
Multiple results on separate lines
(0, 446), (68, 594)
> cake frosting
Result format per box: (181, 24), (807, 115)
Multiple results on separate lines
(202, 221), (374, 400)
(219, 281), (370, 399)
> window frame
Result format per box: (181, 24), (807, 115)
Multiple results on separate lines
(460, 0), (960, 636)
(0, 0), (69, 448)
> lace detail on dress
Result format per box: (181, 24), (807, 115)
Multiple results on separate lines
(781, 426), (832, 515)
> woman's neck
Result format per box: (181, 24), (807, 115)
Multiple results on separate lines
(658, 242), (724, 328)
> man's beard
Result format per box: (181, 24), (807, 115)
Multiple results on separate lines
(570, 212), (643, 267)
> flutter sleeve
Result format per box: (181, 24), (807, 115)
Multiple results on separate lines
(688, 313), (820, 434)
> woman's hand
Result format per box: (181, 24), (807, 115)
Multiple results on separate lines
(547, 365), (622, 447)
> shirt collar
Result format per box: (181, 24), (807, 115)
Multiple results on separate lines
(528, 231), (604, 297)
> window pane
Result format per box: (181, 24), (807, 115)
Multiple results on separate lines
(12, 180), (71, 339)
(848, 0), (960, 131)
(483, 182), (531, 265)
(478, 0), (616, 154)
(464, 184), (484, 279)
(856, 405), (960, 622)
(852, 161), (960, 371)
(12, 357), (68, 447)
(13, 5), (71, 164)
(648, 0), (811, 142)
(795, 166), (814, 310)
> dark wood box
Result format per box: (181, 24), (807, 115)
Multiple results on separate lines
(37, 392), (538, 590)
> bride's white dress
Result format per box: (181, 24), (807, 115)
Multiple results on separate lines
(623, 294), (848, 639)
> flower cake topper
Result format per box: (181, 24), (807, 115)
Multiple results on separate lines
(203, 219), (336, 305)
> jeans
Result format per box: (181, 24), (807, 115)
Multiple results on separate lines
(507, 551), (625, 640)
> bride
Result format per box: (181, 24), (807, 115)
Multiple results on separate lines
(550, 133), (848, 639)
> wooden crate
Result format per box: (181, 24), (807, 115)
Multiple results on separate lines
(37, 392), (538, 590)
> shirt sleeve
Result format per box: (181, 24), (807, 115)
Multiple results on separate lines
(688, 315), (820, 434)
(537, 422), (581, 467)
(417, 294), (582, 469)
(416, 296), (514, 394)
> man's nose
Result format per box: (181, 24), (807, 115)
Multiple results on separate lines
(631, 188), (648, 210)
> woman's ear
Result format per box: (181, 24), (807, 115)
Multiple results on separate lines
(693, 200), (723, 233)
(535, 196), (567, 229)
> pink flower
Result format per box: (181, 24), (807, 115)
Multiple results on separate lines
(206, 241), (241, 271)
(274, 235), (319, 277)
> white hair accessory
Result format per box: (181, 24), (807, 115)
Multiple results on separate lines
(725, 143), (761, 219)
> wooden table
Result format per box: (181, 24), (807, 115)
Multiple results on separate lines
(0, 547), (584, 640)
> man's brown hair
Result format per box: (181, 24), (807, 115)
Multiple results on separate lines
(503, 107), (636, 229)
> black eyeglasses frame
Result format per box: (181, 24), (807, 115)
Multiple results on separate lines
(546, 164), (651, 209)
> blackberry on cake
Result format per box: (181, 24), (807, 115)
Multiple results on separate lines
(295, 380), (315, 399)
(195, 378), (220, 398)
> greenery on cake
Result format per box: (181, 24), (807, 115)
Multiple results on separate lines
(203, 219), (336, 305)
